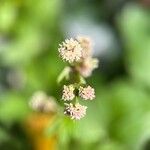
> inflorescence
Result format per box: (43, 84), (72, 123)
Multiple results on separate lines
(58, 36), (99, 120)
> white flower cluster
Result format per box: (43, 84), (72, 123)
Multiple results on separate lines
(64, 103), (87, 120)
(29, 91), (57, 113)
(58, 36), (99, 77)
(76, 36), (99, 77)
(58, 38), (82, 63)
(58, 36), (99, 120)
(62, 85), (95, 101)
(62, 85), (75, 101)
(61, 84), (95, 120)
(79, 86), (95, 100)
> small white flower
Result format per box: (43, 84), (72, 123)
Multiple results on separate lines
(44, 96), (58, 113)
(29, 91), (57, 113)
(62, 85), (75, 101)
(29, 91), (47, 111)
(64, 103), (74, 115)
(58, 38), (83, 63)
(76, 57), (99, 77)
(64, 103), (87, 120)
(79, 86), (95, 100)
(76, 36), (93, 59)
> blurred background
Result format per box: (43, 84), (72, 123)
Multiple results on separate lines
(0, 0), (150, 150)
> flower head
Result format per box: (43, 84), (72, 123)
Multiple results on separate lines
(62, 85), (75, 101)
(58, 36), (98, 120)
(76, 36), (92, 59)
(64, 103), (74, 116)
(64, 103), (87, 120)
(79, 86), (95, 100)
(29, 91), (57, 113)
(58, 38), (83, 63)
(29, 91), (46, 112)
(44, 96), (58, 113)
(76, 58), (99, 77)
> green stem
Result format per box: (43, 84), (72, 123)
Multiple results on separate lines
(75, 96), (79, 104)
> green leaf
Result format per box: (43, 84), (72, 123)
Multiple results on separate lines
(57, 67), (71, 84)
(79, 75), (86, 84)
(118, 4), (150, 87)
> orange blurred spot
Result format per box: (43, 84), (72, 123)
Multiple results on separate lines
(24, 112), (57, 150)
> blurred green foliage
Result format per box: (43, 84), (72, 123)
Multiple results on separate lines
(118, 3), (150, 87)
